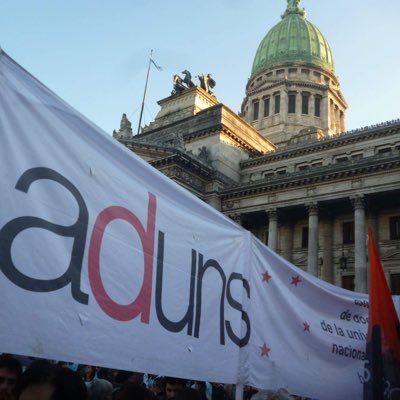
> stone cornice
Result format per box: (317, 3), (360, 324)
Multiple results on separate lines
(182, 124), (220, 142)
(122, 139), (215, 177)
(247, 79), (329, 98)
(149, 153), (213, 178)
(240, 120), (400, 168)
(223, 152), (400, 199)
(160, 165), (207, 193)
(182, 122), (263, 155)
(147, 151), (237, 187)
(247, 63), (339, 91)
(151, 155), (239, 194)
(123, 139), (174, 154)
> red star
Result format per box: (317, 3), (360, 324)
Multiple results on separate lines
(262, 271), (272, 283)
(303, 321), (310, 332)
(260, 343), (271, 357)
(291, 275), (301, 286)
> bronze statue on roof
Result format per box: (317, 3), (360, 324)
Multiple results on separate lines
(172, 70), (195, 94)
(198, 73), (216, 94)
(172, 70), (216, 95)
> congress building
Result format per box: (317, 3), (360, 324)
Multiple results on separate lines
(113, 0), (400, 294)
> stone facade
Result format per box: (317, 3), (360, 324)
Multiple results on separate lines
(221, 120), (400, 293)
(241, 65), (347, 147)
(114, 1), (400, 295)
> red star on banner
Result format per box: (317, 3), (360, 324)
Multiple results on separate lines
(303, 321), (310, 332)
(290, 275), (301, 286)
(260, 343), (271, 357)
(262, 271), (272, 283)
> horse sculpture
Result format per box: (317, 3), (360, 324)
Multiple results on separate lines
(172, 70), (215, 95)
(181, 70), (195, 88)
(172, 70), (195, 94)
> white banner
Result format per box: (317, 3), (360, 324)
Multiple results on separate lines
(0, 50), (390, 399)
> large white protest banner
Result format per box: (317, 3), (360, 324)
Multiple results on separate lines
(0, 50), (388, 399)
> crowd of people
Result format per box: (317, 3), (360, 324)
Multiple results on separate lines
(0, 354), (313, 400)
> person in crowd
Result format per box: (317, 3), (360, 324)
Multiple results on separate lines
(111, 370), (145, 399)
(149, 376), (166, 400)
(243, 386), (258, 400)
(165, 377), (186, 400)
(0, 354), (22, 400)
(250, 389), (293, 400)
(83, 365), (113, 400)
(176, 387), (201, 400)
(15, 360), (87, 400)
(115, 383), (155, 400)
(193, 382), (207, 400)
(211, 383), (227, 400)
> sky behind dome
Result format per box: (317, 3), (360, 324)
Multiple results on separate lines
(1, 0), (399, 135)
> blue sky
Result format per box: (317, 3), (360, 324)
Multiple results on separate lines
(1, 0), (399, 135)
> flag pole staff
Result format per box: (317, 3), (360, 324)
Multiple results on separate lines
(137, 49), (153, 135)
(235, 384), (243, 400)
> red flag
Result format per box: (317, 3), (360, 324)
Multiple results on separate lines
(362, 227), (400, 399)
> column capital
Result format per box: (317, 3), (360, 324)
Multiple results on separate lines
(266, 208), (278, 221)
(306, 203), (318, 216)
(351, 195), (365, 210)
(229, 213), (242, 225)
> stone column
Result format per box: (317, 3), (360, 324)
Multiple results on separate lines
(281, 223), (293, 262)
(321, 219), (334, 283)
(340, 110), (346, 132)
(309, 94), (315, 117)
(281, 90), (288, 116)
(267, 209), (279, 252)
(321, 94), (330, 132)
(330, 100), (335, 131)
(296, 91), (302, 116)
(307, 203), (319, 276)
(336, 105), (341, 134)
(352, 196), (367, 292)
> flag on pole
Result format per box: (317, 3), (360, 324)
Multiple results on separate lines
(150, 58), (162, 71)
(362, 228), (400, 399)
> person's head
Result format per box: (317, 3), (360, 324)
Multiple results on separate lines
(116, 383), (155, 400)
(127, 371), (144, 385)
(113, 370), (144, 388)
(151, 377), (165, 395)
(0, 354), (22, 400)
(193, 382), (206, 394)
(16, 360), (87, 400)
(83, 366), (96, 382)
(165, 378), (186, 400)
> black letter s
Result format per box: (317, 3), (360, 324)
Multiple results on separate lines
(225, 272), (251, 347)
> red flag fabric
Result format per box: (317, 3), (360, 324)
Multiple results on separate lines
(362, 228), (400, 399)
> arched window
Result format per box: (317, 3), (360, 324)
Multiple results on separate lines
(263, 97), (270, 117)
(302, 92), (310, 114)
(252, 100), (259, 121)
(288, 92), (296, 113)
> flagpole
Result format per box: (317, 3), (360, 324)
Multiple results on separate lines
(235, 384), (243, 400)
(137, 49), (153, 135)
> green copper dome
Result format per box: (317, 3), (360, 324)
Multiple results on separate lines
(251, 0), (335, 77)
